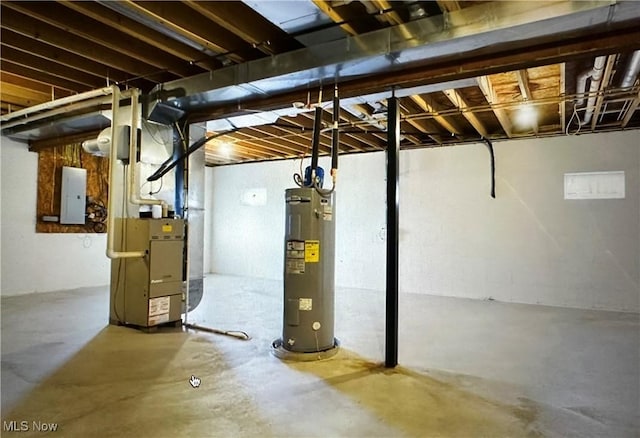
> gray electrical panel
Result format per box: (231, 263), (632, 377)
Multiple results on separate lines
(281, 187), (336, 352)
(60, 166), (87, 224)
(110, 218), (185, 328)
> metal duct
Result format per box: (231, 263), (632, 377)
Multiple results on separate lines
(241, 0), (346, 45)
(148, 1), (640, 117)
(97, 1), (217, 57)
(204, 77), (477, 130)
(620, 50), (640, 88)
(581, 56), (607, 124)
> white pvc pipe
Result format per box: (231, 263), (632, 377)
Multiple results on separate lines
(106, 85), (146, 259)
(1, 87), (114, 123)
(575, 69), (591, 107)
(127, 88), (167, 212)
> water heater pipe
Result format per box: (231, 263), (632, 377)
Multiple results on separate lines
(331, 85), (340, 176)
(310, 106), (322, 173)
(313, 85), (340, 196)
(106, 84), (146, 259)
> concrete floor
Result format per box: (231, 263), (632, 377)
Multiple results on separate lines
(1, 274), (638, 437)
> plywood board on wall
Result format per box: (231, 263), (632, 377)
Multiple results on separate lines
(36, 144), (109, 233)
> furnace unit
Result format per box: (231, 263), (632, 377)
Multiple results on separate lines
(110, 218), (184, 328)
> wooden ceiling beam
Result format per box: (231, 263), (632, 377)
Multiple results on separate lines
(212, 132), (290, 158)
(182, 1), (303, 56)
(515, 69), (538, 134)
(1, 29), (150, 89)
(4, 1), (202, 78)
(1, 101), (26, 114)
(337, 109), (387, 150)
(370, 0), (403, 24)
(58, 1), (221, 71)
(116, 1), (263, 63)
(296, 108), (371, 152)
(476, 75), (513, 137)
(0, 7), (175, 83)
(291, 108), (386, 150)
(516, 69), (533, 101)
(235, 128), (306, 156)
(295, 112), (346, 153)
(0, 82), (52, 108)
(1, 71), (60, 96)
(409, 94), (462, 135)
(221, 132), (292, 158)
(590, 54), (617, 130)
(249, 121), (312, 149)
(190, 27), (640, 124)
(369, 0), (414, 40)
(621, 90), (640, 128)
(436, 0), (462, 13)
(442, 89), (489, 137)
(1, 60), (90, 93)
(347, 103), (388, 144)
(559, 63), (567, 131)
(246, 125), (328, 155)
(398, 98), (442, 144)
(204, 142), (264, 161)
(1, 45), (108, 89)
(311, 1), (359, 36)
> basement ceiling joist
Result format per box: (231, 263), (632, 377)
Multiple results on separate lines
(1, 1), (639, 166)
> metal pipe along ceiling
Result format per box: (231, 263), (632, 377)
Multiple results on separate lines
(150, 1), (640, 117)
(620, 50), (640, 88)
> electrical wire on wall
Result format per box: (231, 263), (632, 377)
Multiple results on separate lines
(565, 105), (583, 135)
(143, 118), (172, 145)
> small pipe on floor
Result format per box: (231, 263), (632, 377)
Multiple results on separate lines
(184, 323), (250, 341)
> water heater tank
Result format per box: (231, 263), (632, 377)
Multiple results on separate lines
(280, 187), (337, 354)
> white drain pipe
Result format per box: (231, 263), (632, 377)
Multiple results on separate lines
(578, 55), (607, 125)
(106, 85), (145, 259)
(127, 88), (167, 214)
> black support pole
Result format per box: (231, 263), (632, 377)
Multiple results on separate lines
(385, 96), (400, 368)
